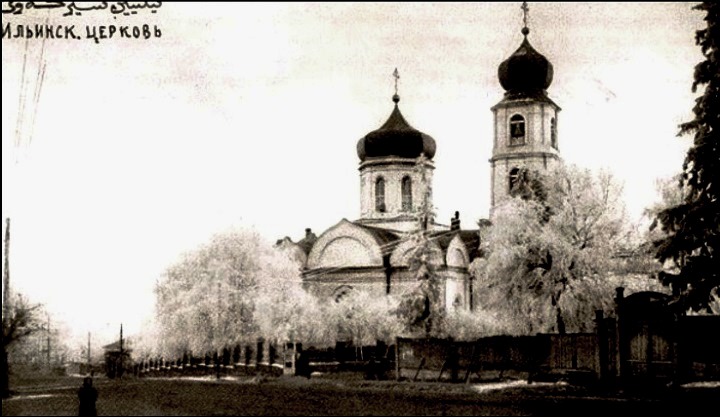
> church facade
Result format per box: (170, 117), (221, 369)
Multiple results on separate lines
(277, 16), (561, 313)
(277, 91), (481, 310)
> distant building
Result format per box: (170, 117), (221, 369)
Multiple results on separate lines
(102, 338), (132, 379)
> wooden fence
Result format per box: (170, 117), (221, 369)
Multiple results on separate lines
(131, 292), (719, 387)
(395, 334), (598, 383)
(134, 339), (285, 379)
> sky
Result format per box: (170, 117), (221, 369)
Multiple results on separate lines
(1, 2), (706, 348)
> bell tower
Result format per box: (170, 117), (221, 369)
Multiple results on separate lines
(490, 3), (561, 215)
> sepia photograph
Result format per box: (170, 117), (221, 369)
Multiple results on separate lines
(2, 2), (718, 415)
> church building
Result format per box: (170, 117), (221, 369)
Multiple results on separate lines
(277, 7), (561, 312)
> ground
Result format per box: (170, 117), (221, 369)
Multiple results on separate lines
(2, 373), (718, 416)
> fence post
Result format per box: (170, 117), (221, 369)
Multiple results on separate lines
(213, 351), (220, 379)
(672, 313), (682, 386)
(244, 345), (252, 367)
(615, 287), (627, 386)
(269, 343), (276, 368)
(284, 342), (300, 376)
(256, 338), (264, 369)
(449, 338), (459, 383)
(395, 337), (401, 381)
(232, 345), (241, 368)
(595, 310), (607, 385)
(464, 343), (477, 384)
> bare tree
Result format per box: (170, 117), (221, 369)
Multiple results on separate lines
(2, 294), (42, 398)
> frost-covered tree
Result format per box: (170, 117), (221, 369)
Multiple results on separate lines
(154, 228), (326, 357)
(398, 154), (448, 337)
(330, 290), (403, 353)
(480, 164), (631, 334)
(255, 255), (333, 347)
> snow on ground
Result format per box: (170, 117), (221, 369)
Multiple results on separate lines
(149, 375), (256, 383)
(681, 381), (720, 389)
(470, 380), (568, 394)
(4, 394), (58, 401)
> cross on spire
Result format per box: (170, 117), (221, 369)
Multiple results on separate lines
(392, 68), (400, 103)
(521, 2), (530, 37)
(393, 68), (400, 95)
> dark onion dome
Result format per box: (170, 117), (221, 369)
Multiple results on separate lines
(357, 95), (436, 162)
(498, 30), (554, 97)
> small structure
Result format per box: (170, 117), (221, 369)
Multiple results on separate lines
(102, 339), (132, 379)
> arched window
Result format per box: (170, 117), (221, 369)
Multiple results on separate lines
(401, 176), (413, 211)
(509, 114), (526, 146)
(509, 167), (520, 193)
(375, 177), (386, 212)
(551, 117), (558, 149)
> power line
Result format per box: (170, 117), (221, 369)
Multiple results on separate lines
(14, 38), (30, 150)
(27, 27), (48, 149)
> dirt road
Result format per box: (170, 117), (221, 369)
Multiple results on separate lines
(3, 375), (718, 416)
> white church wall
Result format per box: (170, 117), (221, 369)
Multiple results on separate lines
(307, 219), (384, 269)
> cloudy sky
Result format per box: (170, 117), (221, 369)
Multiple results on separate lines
(1, 2), (705, 347)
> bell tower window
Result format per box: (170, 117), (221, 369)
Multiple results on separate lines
(551, 117), (558, 149)
(375, 177), (386, 213)
(401, 176), (413, 211)
(509, 114), (526, 146)
(509, 167), (520, 193)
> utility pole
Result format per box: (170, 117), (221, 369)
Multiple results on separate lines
(46, 313), (51, 365)
(119, 323), (124, 378)
(216, 281), (221, 380)
(2, 218), (11, 320)
(87, 332), (91, 369)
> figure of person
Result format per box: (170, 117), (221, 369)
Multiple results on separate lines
(364, 357), (378, 380)
(78, 377), (98, 416)
(296, 351), (311, 379)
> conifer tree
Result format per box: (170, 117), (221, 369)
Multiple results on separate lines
(653, 2), (719, 312)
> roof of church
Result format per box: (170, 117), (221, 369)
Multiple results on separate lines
(353, 222), (401, 254)
(432, 229), (482, 261)
(491, 90), (560, 110)
(294, 219), (480, 277)
(325, 222), (482, 262)
(356, 95), (436, 162)
(498, 28), (554, 100)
